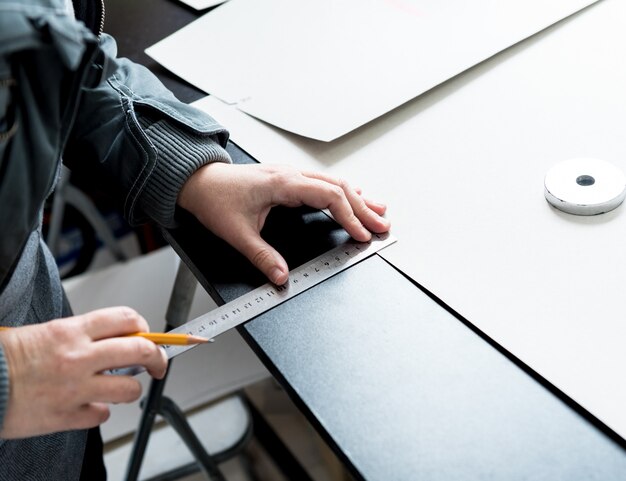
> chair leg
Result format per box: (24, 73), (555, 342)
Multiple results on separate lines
(124, 260), (228, 481)
(123, 371), (171, 481)
(158, 396), (227, 481)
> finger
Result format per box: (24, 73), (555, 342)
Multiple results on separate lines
(87, 375), (143, 404)
(79, 307), (150, 341)
(66, 403), (111, 431)
(89, 337), (168, 379)
(291, 177), (372, 241)
(352, 187), (387, 215)
(225, 222), (290, 285)
(362, 197), (387, 216)
(303, 172), (390, 234)
(351, 186), (387, 215)
(151, 346), (168, 380)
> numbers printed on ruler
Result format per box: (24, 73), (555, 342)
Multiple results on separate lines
(156, 232), (394, 363)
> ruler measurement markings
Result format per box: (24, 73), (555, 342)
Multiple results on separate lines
(162, 233), (395, 360)
(108, 233), (395, 375)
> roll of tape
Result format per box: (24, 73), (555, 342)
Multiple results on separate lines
(544, 158), (626, 215)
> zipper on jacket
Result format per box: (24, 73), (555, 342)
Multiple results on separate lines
(98, 0), (105, 38)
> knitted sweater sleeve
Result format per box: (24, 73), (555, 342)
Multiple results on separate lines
(64, 34), (231, 228)
(0, 345), (9, 431)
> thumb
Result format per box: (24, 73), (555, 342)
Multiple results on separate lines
(231, 225), (289, 285)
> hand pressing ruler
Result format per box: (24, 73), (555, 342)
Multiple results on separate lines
(163, 232), (396, 360)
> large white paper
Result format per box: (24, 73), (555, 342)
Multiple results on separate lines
(148, 0), (598, 141)
(191, 0), (626, 438)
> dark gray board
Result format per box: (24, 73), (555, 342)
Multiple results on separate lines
(245, 254), (626, 480)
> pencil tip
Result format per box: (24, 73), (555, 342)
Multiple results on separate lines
(188, 335), (209, 344)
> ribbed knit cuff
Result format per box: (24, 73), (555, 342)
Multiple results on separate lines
(0, 344), (10, 432)
(136, 119), (232, 228)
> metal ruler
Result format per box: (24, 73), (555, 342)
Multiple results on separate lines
(163, 232), (396, 360)
(109, 232), (395, 376)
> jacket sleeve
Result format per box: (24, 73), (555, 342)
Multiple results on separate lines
(63, 34), (231, 228)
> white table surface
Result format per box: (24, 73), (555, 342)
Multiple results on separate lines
(191, 0), (626, 439)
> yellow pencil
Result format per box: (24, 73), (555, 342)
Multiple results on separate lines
(127, 332), (209, 345)
(0, 327), (208, 346)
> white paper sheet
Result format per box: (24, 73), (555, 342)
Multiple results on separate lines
(176, 0), (226, 10)
(148, 0), (598, 141)
(189, 0), (626, 438)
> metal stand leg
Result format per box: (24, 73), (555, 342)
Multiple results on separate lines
(123, 367), (172, 481)
(123, 259), (315, 481)
(123, 261), (227, 481)
(157, 397), (227, 481)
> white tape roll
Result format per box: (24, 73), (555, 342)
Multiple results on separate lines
(544, 158), (626, 215)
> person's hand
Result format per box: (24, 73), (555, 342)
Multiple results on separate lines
(178, 163), (391, 285)
(0, 307), (168, 439)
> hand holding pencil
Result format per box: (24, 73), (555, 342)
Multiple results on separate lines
(0, 306), (169, 439)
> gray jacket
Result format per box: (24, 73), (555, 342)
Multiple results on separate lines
(0, 0), (230, 478)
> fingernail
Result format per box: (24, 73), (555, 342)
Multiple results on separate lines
(271, 267), (287, 285)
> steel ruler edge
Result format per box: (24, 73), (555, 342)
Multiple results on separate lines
(109, 232), (395, 376)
